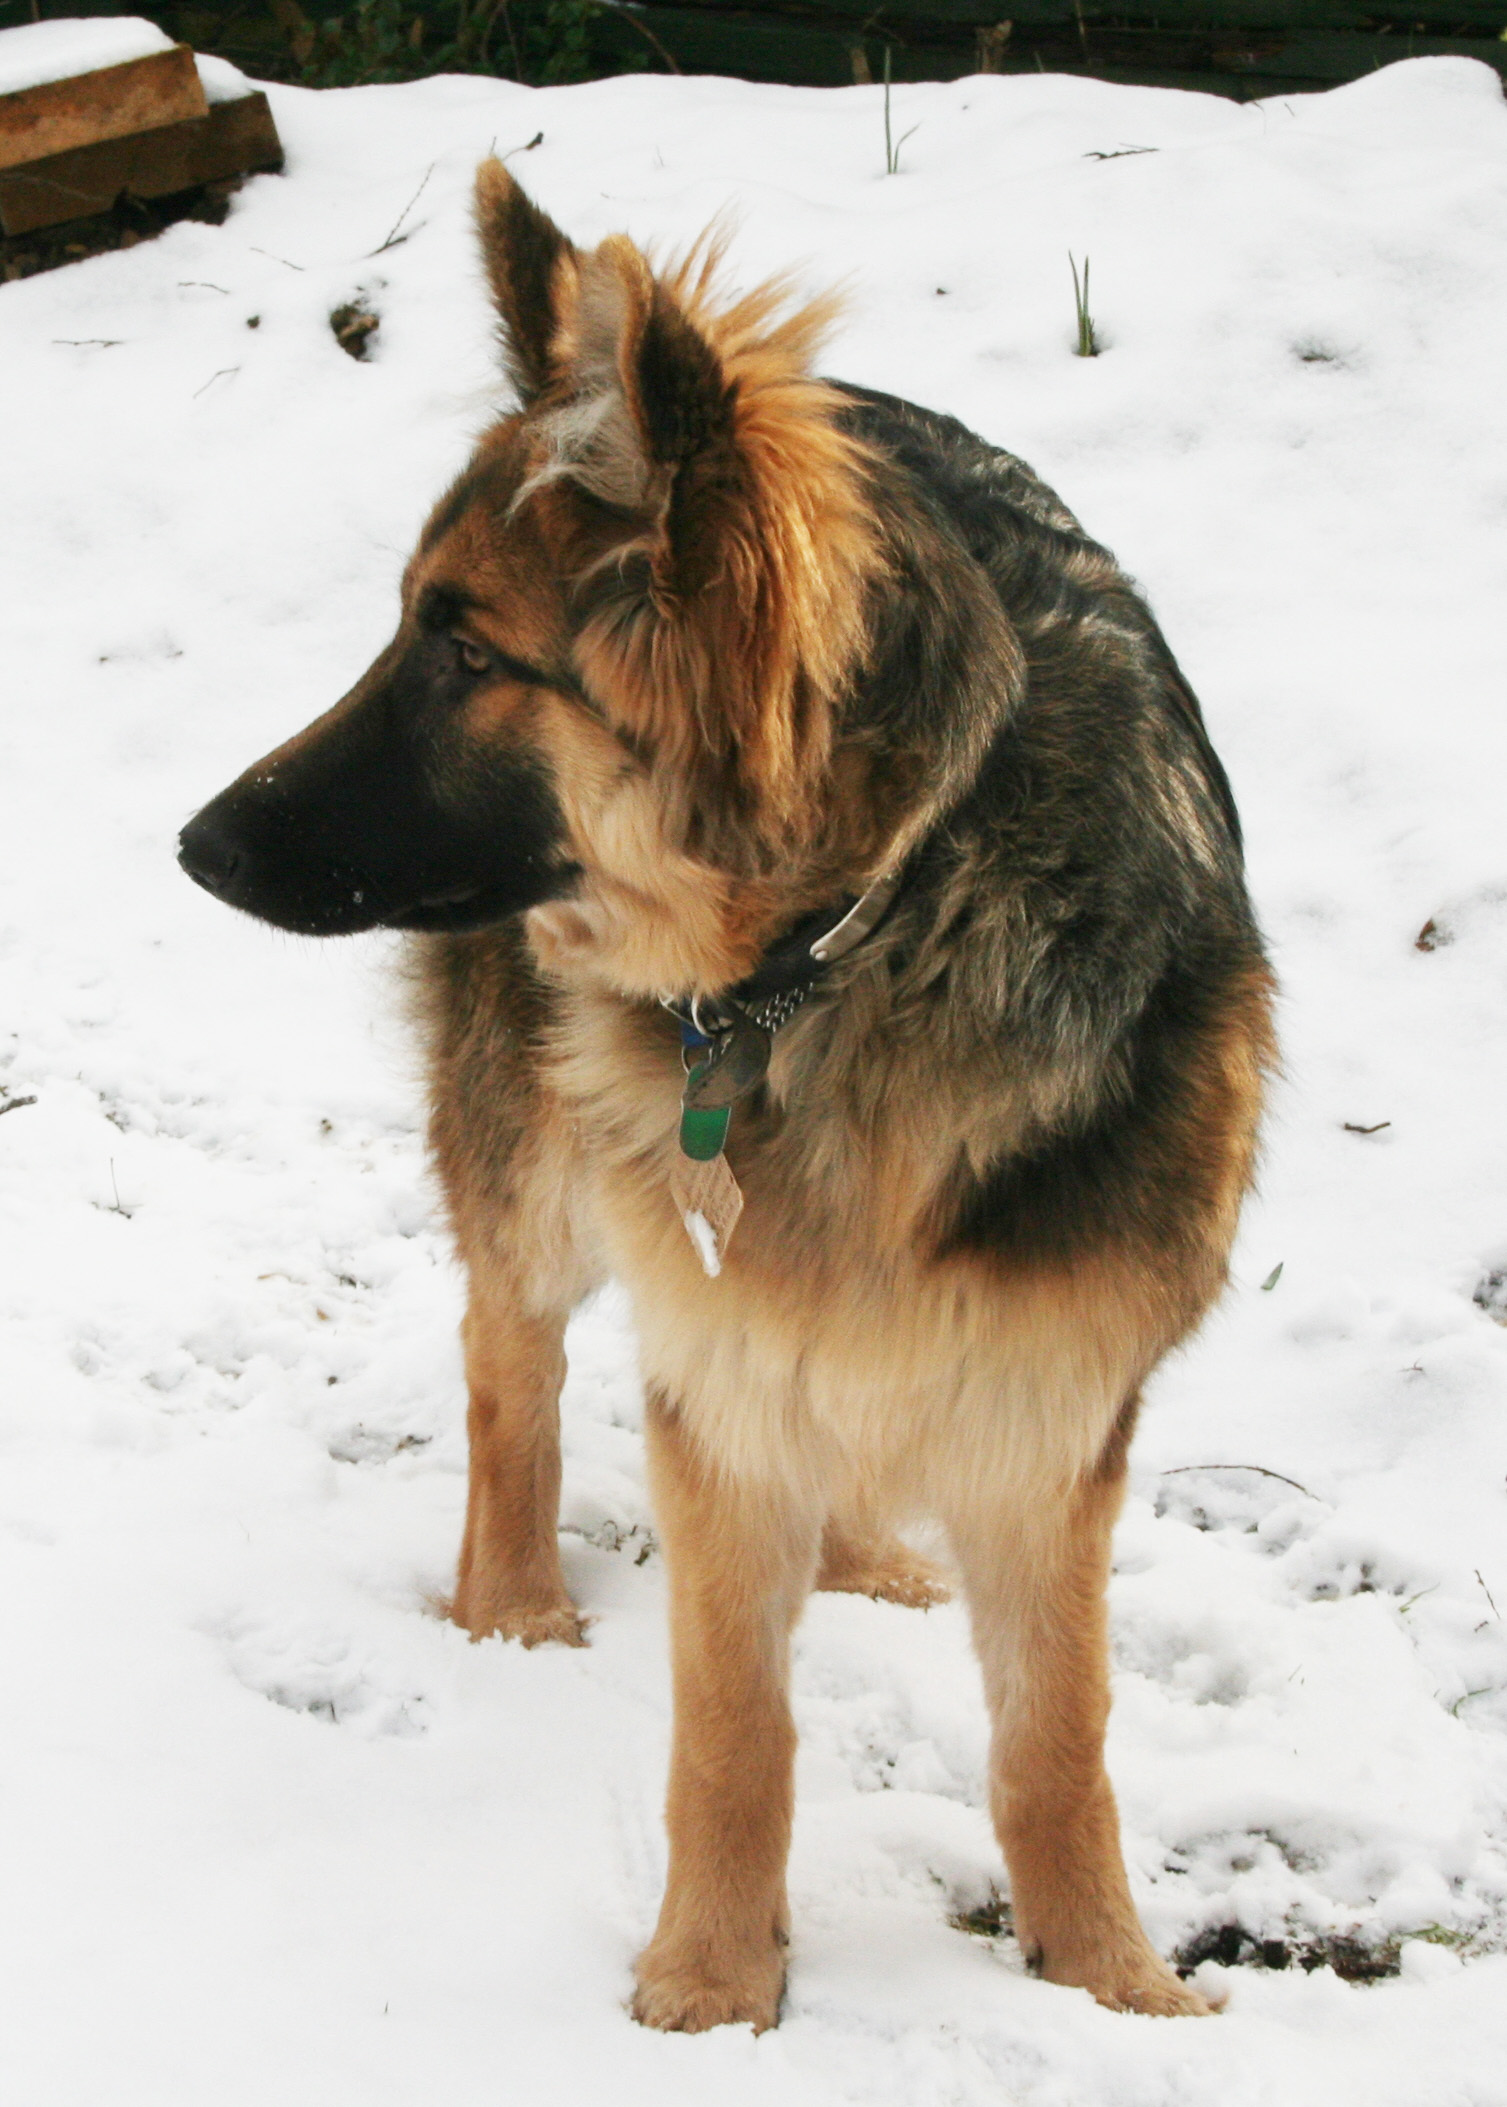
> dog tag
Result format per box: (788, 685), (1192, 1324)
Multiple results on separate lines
(670, 1150), (744, 1277)
(678, 1099), (730, 1160)
(681, 1011), (772, 1111)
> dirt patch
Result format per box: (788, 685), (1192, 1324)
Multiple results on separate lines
(1175, 1919), (1404, 1980)
(1, 177), (240, 284)
(330, 296), (379, 359)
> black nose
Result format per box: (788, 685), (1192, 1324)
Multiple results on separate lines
(178, 813), (243, 899)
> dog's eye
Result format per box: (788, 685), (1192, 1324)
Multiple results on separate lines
(455, 637), (493, 677)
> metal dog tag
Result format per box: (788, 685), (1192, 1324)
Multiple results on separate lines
(680, 1010), (772, 1111)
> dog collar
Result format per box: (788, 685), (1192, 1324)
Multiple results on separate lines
(663, 863), (906, 1276)
(666, 861), (905, 1133)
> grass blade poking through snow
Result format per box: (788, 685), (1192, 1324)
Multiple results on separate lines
(883, 47), (919, 176)
(1070, 252), (1100, 356)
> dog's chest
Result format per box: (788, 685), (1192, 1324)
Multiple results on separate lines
(550, 991), (946, 1281)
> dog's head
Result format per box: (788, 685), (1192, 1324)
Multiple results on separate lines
(179, 165), (886, 996)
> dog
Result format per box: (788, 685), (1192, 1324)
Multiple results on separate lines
(179, 163), (1274, 2029)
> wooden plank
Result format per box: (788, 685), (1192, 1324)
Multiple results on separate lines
(0, 90), (282, 238)
(0, 46), (207, 174)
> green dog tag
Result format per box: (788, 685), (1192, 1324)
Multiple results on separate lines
(679, 1091), (731, 1161)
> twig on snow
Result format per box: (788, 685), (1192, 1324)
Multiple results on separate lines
(1449, 1685), (1494, 1717)
(371, 163), (435, 257)
(1159, 1463), (1317, 1499)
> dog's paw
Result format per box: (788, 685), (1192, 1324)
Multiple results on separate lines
(817, 1539), (951, 1609)
(1035, 1939), (1215, 2017)
(448, 1593), (589, 1649)
(631, 1943), (784, 2034)
(1113, 1968), (1215, 2018)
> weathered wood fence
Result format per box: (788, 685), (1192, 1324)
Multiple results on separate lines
(4, 0), (1504, 100)
(593, 0), (1507, 99)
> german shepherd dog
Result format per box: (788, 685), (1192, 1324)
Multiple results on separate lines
(179, 164), (1273, 2028)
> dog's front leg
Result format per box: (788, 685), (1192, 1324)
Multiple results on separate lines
(633, 1388), (821, 2034)
(948, 1424), (1211, 2017)
(450, 1272), (585, 1648)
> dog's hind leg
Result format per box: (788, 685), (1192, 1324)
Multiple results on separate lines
(945, 1398), (1211, 2017)
(632, 1387), (823, 2033)
(816, 1500), (951, 1608)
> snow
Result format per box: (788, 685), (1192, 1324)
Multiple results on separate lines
(0, 15), (174, 97)
(195, 53), (256, 106)
(2, 52), (1506, 2107)
(0, 17), (251, 111)
(683, 1209), (723, 1277)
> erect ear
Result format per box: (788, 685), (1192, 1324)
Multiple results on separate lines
(542, 234), (739, 561)
(473, 159), (579, 404)
(536, 229), (876, 826)
(609, 242), (734, 475)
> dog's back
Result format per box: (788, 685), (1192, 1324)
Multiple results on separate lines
(825, 383), (1269, 1294)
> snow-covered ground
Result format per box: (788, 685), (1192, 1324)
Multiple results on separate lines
(2, 51), (1506, 2107)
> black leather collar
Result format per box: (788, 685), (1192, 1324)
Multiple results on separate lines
(670, 863), (906, 1045)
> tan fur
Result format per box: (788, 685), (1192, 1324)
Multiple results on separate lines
(948, 1436), (1198, 2010)
(631, 1386), (815, 2031)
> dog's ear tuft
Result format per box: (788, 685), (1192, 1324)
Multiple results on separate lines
(541, 234), (736, 529)
(474, 159), (578, 404)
